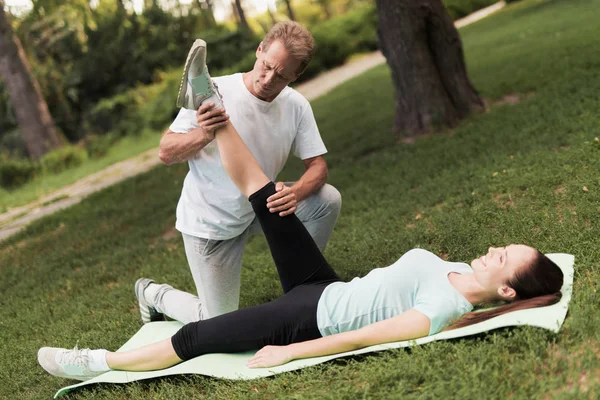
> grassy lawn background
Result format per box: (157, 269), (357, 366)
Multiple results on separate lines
(0, 130), (161, 213)
(1, 0), (599, 398)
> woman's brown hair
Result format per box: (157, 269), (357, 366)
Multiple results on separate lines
(447, 250), (564, 330)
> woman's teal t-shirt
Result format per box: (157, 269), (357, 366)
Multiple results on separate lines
(316, 248), (474, 336)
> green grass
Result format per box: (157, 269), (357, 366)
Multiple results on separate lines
(0, 130), (160, 213)
(2, 0), (600, 398)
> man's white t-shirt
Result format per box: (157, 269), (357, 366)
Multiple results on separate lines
(169, 73), (327, 240)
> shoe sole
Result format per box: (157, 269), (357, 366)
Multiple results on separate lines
(176, 39), (208, 110)
(135, 278), (165, 324)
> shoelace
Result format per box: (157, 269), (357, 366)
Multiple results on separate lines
(57, 345), (92, 372)
(212, 81), (224, 102)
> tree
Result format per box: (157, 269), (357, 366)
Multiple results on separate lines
(232, 0), (252, 34)
(194, 0), (217, 28)
(281, 0), (296, 21)
(313, 0), (332, 20)
(266, 5), (277, 27)
(0, 3), (62, 159)
(375, 0), (484, 142)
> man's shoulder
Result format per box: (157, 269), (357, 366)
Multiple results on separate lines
(214, 73), (242, 86)
(279, 86), (311, 113)
(282, 86), (309, 104)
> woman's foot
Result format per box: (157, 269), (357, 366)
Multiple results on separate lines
(176, 39), (224, 110)
(37, 346), (108, 381)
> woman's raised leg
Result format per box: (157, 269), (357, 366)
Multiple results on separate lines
(214, 122), (270, 197)
(213, 122), (340, 293)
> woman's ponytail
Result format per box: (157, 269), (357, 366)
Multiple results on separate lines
(446, 292), (561, 330)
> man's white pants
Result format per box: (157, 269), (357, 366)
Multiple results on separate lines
(150, 183), (341, 324)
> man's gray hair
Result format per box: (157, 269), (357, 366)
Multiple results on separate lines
(262, 21), (315, 76)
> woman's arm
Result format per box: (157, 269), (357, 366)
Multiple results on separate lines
(246, 309), (431, 368)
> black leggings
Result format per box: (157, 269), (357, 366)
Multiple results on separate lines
(171, 182), (341, 360)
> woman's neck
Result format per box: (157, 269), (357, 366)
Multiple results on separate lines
(448, 273), (496, 306)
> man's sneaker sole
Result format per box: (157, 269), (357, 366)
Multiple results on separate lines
(176, 39), (208, 110)
(134, 278), (166, 324)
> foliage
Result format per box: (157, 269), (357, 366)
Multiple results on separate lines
(2, 2), (600, 398)
(0, 0), (534, 190)
(6, 1), (222, 143)
(0, 145), (87, 189)
(0, 153), (38, 188)
(39, 145), (88, 174)
(204, 31), (261, 71)
(83, 133), (121, 159)
(223, 3), (378, 83)
(82, 69), (180, 145)
(302, 3), (377, 80)
(0, 128), (27, 158)
(0, 131), (159, 210)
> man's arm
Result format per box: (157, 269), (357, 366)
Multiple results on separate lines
(266, 155), (328, 216)
(246, 309), (431, 368)
(291, 156), (328, 202)
(158, 128), (213, 165)
(158, 103), (229, 165)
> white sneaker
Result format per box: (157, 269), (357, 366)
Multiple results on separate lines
(176, 39), (225, 110)
(135, 277), (166, 324)
(37, 346), (103, 381)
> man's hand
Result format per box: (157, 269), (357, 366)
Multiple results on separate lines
(266, 182), (297, 216)
(196, 102), (229, 135)
(246, 345), (294, 368)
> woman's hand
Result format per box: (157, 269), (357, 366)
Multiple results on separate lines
(246, 345), (294, 368)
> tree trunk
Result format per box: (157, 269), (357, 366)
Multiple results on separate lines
(375, 0), (484, 141)
(231, 1), (240, 24)
(315, 0), (332, 20)
(204, 0), (217, 27)
(283, 0), (296, 21)
(143, 0), (156, 10)
(233, 0), (252, 34)
(266, 5), (277, 27)
(0, 5), (62, 160)
(257, 19), (269, 34)
(195, 0), (217, 28)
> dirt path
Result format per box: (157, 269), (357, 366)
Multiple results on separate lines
(0, 1), (506, 243)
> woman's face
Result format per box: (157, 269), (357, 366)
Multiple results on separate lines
(471, 244), (537, 299)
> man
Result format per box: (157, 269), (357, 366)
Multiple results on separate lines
(141, 22), (341, 323)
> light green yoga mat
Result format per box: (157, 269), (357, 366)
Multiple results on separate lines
(55, 253), (574, 398)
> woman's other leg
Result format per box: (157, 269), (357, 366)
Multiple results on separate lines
(171, 283), (325, 361)
(41, 284), (324, 379)
(38, 338), (183, 380)
(106, 338), (182, 371)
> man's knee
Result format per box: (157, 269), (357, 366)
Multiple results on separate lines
(318, 184), (342, 217)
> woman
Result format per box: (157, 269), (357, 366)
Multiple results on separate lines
(38, 59), (564, 382)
